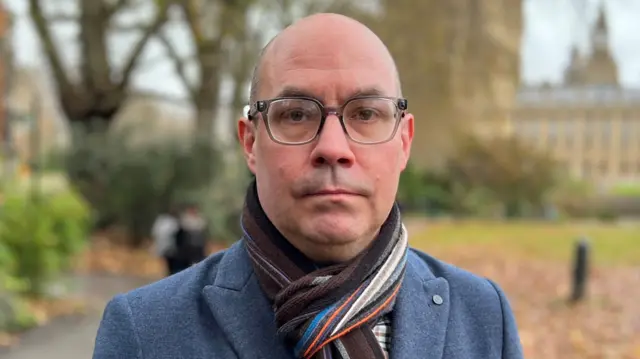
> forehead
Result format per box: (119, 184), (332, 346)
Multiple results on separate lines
(260, 23), (398, 103)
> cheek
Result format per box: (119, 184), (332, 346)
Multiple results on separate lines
(255, 142), (305, 186)
(361, 144), (404, 178)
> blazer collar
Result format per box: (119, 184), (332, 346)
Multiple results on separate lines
(202, 240), (294, 358)
(203, 241), (450, 359)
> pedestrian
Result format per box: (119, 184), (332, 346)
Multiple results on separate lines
(174, 203), (208, 268)
(150, 207), (180, 277)
(93, 13), (524, 359)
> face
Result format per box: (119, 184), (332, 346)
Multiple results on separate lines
(238, 15), (414, 261)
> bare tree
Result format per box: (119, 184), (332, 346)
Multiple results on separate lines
(154, 0), (254, 137)
(28, 0), (172, 133)
(157, 0), (368, 140)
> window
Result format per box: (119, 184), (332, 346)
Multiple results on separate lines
(547, 120), (559, 149)
(600, 120), (612, 150)
(598, 160), (608, 175)
(620, 161), (630, 175)
(582, 160), (592, 178)
(564, 118), (577, 149)
(584, 117), (596, 150)
(621, 118), (633, 151)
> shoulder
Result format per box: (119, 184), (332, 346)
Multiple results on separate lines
(98, 246), (232, 330)
(93, 247), (239, 358)
(406, 248), (523, 356)
(122, 248), (228, 311)
(408, 248), (498, 289)
(407, 248), (512, 319)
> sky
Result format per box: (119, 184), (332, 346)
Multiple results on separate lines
(4, 0), (640, 104)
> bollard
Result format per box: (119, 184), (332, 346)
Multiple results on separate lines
(569, 238), (590, 304)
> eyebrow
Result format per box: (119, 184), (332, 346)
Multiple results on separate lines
(275, 86), (316, 99)
(274, 86), (390, 102)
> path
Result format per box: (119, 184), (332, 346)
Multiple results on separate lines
(0, 274), (152, 359)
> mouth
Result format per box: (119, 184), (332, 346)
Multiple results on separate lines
(305, 189), (362, 197)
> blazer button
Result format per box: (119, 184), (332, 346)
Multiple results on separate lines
(432, 294), (444, 305)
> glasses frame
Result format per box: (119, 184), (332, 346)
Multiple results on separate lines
(247, 96), (408, 145)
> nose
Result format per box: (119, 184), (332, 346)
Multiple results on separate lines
(310, 115), (356, 168)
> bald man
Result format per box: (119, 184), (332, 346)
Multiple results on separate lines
(93, 14), (523, 359)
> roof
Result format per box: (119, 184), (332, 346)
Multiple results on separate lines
(516, 84), (640, 108)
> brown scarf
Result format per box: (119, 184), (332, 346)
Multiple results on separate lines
(241, 182), (408, 359)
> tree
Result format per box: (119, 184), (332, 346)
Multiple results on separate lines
(446, 134), (561, 217)
(28, 0), (171, 132)
(157, 0), (369, 139)
(155, 0), (258, 137)
(361, 0), (524, 169)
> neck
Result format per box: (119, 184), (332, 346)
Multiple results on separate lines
(281, 227), (381, 264)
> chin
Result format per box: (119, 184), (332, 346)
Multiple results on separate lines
(302, 214), (367, 245)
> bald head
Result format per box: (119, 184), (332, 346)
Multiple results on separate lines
(248, 13), (401, 105)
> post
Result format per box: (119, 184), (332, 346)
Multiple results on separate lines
(569, 237), (590, 304)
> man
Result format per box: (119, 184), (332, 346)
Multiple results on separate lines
(93, 13), (523, 359)
(150, 208), (180, 276)
(174, 203), (208, 267)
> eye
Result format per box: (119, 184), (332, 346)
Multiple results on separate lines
(348, 108), (379, 122)
(356, 109), (376, 121)
(281, 109), (310, 122)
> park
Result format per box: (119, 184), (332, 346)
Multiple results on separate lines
(1, 0), (639, 358)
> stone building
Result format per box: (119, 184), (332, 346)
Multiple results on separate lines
(512, 6), (640, 189)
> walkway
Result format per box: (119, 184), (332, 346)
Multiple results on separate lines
(0, 274), (152, 359)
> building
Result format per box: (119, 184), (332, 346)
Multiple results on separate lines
(512, 6), (640, 188)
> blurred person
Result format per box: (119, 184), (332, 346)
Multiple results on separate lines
(150, 207), (180, 276)
(174, 203), (208, 268)
(93, 13), (524, 359)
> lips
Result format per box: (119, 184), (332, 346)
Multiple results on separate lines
(307, 189), (360, 197)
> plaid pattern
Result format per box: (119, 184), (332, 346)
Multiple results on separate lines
(373, 315), (392, 358)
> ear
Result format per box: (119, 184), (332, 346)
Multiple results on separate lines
(238, 117), (257, 174)
(399, 112), (414, 170)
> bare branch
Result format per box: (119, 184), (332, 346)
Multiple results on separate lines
(110, 17), (182, 33)
(45, 12), (77, 22)
(157, 30), (197, 100)
(117, 1), (172, 89)
(106, 0), (131, 18)
(139, 52), (193, 69)
(28, 0), (74, 93)
(109, 23), (144, 32)
(177, 0), (204, 50)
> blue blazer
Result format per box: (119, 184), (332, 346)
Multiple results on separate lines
(93, 240), (524, 358)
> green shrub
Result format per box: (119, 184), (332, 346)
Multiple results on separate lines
(53, 123), (249, 247)
(609, 183), (640, 198)
(0, 235), (34, 332)
(0, 291), (37, 333)
(0, 186), (90, 297)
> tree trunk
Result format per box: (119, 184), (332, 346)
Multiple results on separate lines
(193, 41), (222, 137)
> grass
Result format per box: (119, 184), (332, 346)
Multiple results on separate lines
(408, 220), (640, 266)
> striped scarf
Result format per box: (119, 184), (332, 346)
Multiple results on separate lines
(241, 182), (408, 359)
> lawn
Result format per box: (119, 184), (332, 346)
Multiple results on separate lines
(409, 219), (640, 266)
(407, 219), (640, 359)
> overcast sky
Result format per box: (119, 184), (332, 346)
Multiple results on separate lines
(4, 0), (640, 103)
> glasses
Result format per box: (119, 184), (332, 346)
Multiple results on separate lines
(247, 96), (408, 145)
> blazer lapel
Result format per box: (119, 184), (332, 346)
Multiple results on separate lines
(390, 251), (450, 359)
(202, 240), (293, 359)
